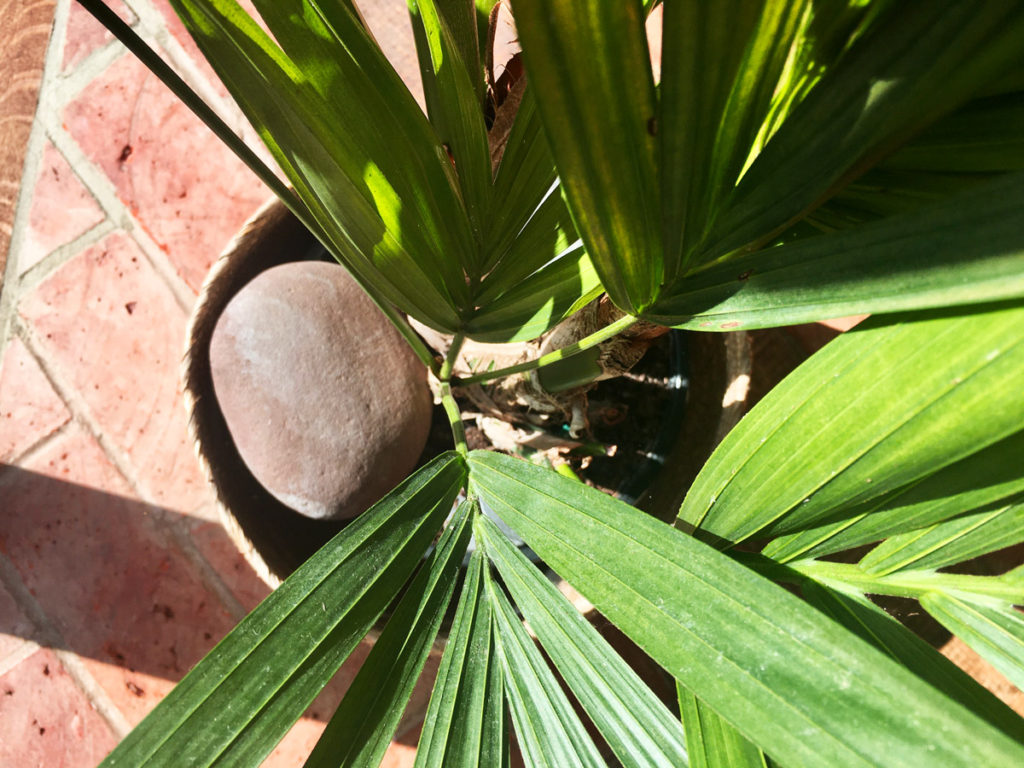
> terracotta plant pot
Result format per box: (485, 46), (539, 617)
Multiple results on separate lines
(183, 198), (351, 588)
(183, 198), (753, 588)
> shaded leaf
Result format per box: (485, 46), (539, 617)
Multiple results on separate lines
(466, 245), (600, 343)
(484, 90), (561, 273)
(100, 453), (465, 767)
(477, 514), (687, 767)
(475, 181), (580, 307)
(485, 563), (607, 768)
(659, 0), (808, 273)
(880, 90), (1024, 174)
(648, 172), (1024, 330)
(414, 546), (505, 768)
(704, 1), (1024, 261)
(410, 0), (492, 259)
(303, 498), (474, 768)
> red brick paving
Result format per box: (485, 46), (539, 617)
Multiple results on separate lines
(0, 426), (238, 723)
(0, 336), (70, 462)
(60, 0), (135, 72)
(20, 231), (210, 511)
(16, 141), (105, 275)
(61, 54), (268, 293)
(2, 1), (422, 765)
(0, 648), (119, 768)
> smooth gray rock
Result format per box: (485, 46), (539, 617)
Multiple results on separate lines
(210, 261), (432, 520)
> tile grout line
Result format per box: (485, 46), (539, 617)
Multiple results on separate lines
(16, 218), (118, 295)
(45, 0), (269, 315)
(44, 122), (200, 316)
(35, 0), (275, 320)
(0, 551), (133, 739)
(14, 316), (249, 623)
(39, 8), (210, 318)
(0, 412), (77, 483)
(54, 649), (133, 738)
(52, 28), (129, 106)
(25, 2), (252, 624)
(126, 0), (258, 140)
(0, 639), (41, 680)
(1, 0), (260, 751)
(0, 0), (72, 367)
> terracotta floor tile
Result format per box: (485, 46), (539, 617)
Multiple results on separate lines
(259, 717), (418, 768)
(0, 425), (236, 725)
(358, 0), (423, 104)
(150, 0), (264, 87)
(0, 579), (38, 670)
(61, 0), (136, 73)
(19, 231), (213, 512)
(61, 54), (267, 294)
(0, 648), (119, 767)
(0, 336), (71, 463)
(380, 737), (418, 768)
(15, 141), (105, 276)
(260, 685), (415, 768)
(187, 516), (272, 613)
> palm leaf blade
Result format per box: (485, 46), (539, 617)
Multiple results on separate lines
(303, 498), (474, 768)
(468, 450), (1024, 767)
(100, 453), (465, 767)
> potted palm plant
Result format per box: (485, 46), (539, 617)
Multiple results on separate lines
(83, 0), (1024, 765)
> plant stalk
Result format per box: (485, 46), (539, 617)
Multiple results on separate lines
(457, 313), (639, 385)
(439, 333), (468, 455)
(737, 553), (1023, 606)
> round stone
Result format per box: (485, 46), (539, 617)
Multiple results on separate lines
(209, 261), (433, 520)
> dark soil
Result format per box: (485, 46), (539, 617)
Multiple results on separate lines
(418, 333), (688, 503)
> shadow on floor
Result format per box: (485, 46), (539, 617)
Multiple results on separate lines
(0, 463), (432, 739)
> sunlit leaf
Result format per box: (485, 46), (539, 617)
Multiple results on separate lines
(764, 429), (1024, 563)
(859, 500), (1024, 577)
(770, 557), (1024, 607)
(922, 594), (1024, 692)
(679, 304), (1024, 544)
(677, 685), (766, 768)
(512, 0), (662, 313)
(469, 451), (1024, 767)
(800, 581), (1024, 742)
